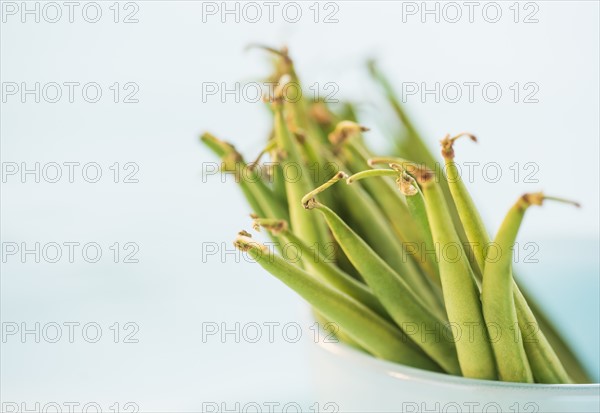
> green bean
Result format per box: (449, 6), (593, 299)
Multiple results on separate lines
(201, 133), (288, 221)
(272, 48), (329, 147)
(302, 175), (461, 375)
(345, 168), (398, 184)
(481, 195), (535, 382)
(532, 305), (591, 383)
(346, 168), (444, 297)
(253, 217), (392, 322)
(440, 133), (488, 277)
(272, 95), (328, 256)
(331, 123), (427, 261)
(312, 310), (365, 351)
(301, 172), (348, 206)
(368, 62), (474, 248)
(324, 171), (447, 319)
(439, 136), (588, 382)
(397, 171), (441, 286)
(254, 48), (332, 179)
(515, 286), (572, 383)
(234, 233), (442, 372)
(249, 138), (288, 209)
(349, 167), (434, 256)
(248, 45), (310, 132)
(207, 53), (590, 383)
(484, 193), (578, 383)
(268, 148), (288, 209)
(396, 161), (497, 380)
(297, 143), (366, 281)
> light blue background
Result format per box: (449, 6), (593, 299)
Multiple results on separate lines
(1, 1), (598, 411)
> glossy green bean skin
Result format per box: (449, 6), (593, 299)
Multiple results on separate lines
(420, 179), (497, 380)
(257, 219), (392, 322)
(523, 289), (590, 383)
(235, 235), (442, 372)
(441, 136), (488, 278)
(481, 196), (534, 383)
(515, 286), (572, 383)
(338, 138), (426, 253)
(400, 173), (441, 287)
(368, 63), (471, 252)
(205, 52), (590, 384)
(440, 139), (582, 382)
(483, 193), (573, 383)
(201, 133), (288, 221)
(338, 181), (445, 316)
(268, 146), (289, 209)
(341, 169), (445, 315)
(273, 104), (328, 255)
(313, 310), (364, 351)
(308, 202), (461, 375)
(448, 176), (574, 381)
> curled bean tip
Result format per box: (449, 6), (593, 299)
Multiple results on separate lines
(234, 231), (265, 252)
(520, 193), (581, 209)
(303, 198), (320, 210)
(329, 121), (369, 146)
(440, 132), (478, 159)
(252, 218), (289, 234)
(397, 173), (418, 196)
(301, 171), (347, 207)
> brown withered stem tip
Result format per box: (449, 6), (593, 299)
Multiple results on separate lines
(201, 133), (243, 172)
(303, 198), (320, 210)
(390, 163), (435, 186)
(221, 151), (243, 173)
(397, 173), (418, 196)
(518, 192), (581, 209)
(309, 102), (333, 125)
(293, 130), (306, 144)
(252, 218), (289, 235)
(266, 74), (294, 104)
(328, 121), (370, 146)
(234, 231), (268, 253)
(440, 132), (477, 160)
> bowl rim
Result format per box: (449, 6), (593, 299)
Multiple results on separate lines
(316, 334), (600, 393)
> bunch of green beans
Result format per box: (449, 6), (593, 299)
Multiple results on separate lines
(202, 47), (590, 383)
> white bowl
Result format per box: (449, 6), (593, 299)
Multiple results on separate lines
(309, 337), (600, 413)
